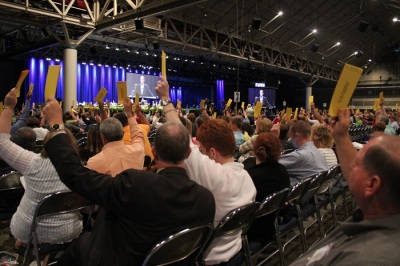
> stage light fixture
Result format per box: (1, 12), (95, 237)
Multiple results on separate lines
(134, 19), (144, 30)
(252, 17), (261, 30)
(311, 43), (320, 52)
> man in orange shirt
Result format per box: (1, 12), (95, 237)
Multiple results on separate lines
(86, 98), (144, 176)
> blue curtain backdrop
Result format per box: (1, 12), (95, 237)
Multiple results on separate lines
(28, 57), (214, 107)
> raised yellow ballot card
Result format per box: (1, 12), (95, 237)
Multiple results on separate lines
(177, 99), (181, 109)
(199, 99), (205, 108)
(241, 102), (245, 109)
(293, 108), (299, 120)
(226, 98), (232, 107)
(95, 87), (108, 103)
(161, 50), (167, 79)
(309, 95), (314, 105)
(253, 101), (263, 118)
(0, 102), (3, 115)
(27, 83), (34, 97)
(212, 112), (217, 119)
(373, 98), (380, 111)
(15, 70), (30, 97)
(117, 81), (128, 104)
(285, 107), (292, 121)
(396, 103), (399, 110)
(328, 64), (363, 116)
(44, 65), (61, 101)
(134, 93), (140, 107)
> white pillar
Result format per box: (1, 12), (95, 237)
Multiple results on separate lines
(63, 48), (77, 113)
(305, 86), (312, 111)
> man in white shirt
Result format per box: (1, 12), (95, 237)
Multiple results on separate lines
(156, 76), (256, 265)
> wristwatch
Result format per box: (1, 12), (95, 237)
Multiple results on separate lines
(160, 99), (172, 106)
(51, 124), (65, 132)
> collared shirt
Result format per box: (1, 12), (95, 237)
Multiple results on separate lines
(279, 141), (328, 186)
(87, 117), (144, 176)
(290, 214), (400, 265)
(123, 123), (153, 161)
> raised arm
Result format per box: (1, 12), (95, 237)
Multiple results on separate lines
(155, 76), (181, 124)
(331, 109), (357, 180)
(124, 98), (144, 146)
(10, 92), (31, 135)
(310, 102), (326, 124)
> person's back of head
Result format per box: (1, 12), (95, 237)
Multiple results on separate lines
(196, 119), (235, 157)
(154, 121), (190, 164)
(114, 112), (129, 127)
(253, 132), (281, 163)
(187, 112), (196, 123)
(241, 122), (254, 137)
(100, 118), (124, 142)
(362, 135), (400, 206)
(257, 117), (272, 134)
(230, 115), (242, 130)
(380, 116), (389, 125)
(290, 120), (311, 139)
(373, 121), (386, 132)
(26, 116), (40, 128)
(11, 127), (37, 151)
(87, 124), (103, 155)
(196, 115), (209, 128)
(311, 124), (334, 148)
(279, 124), (290, 141)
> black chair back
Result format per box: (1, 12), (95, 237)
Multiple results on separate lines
(286, 178), (312, 205)
(197, 202), (260, 265)
(0, 172), (24, 221)
(23, 191), (92, 266)
(142, 224), (213, 266)
(256, 188), (290, 218)
(299, 171), (327, 204)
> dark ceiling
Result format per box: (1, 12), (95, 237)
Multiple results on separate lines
(1, 0), (400, 84)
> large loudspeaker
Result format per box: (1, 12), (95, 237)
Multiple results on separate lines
(89, 46), (97, 55)
(357, 21), (369, 32)
(252, 17), (261, 30)
(134, 19), (144, 30)
(311, 43), (320, 53)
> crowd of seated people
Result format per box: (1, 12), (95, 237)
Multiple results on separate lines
(1, 78), (400, 266)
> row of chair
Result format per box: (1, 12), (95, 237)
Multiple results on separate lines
(1, 165), (351, 266)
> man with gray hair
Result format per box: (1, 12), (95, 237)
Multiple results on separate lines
(11, 126), (37, 152)
(86, 99), (144, 176)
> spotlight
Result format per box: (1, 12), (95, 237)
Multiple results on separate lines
(355, 51), (364, 58)
(106, 44), (111, 49)
(311, 43), (320, 53)
(152, 42), (159, 50)
(357, 21), (369, 32)
(252, 17), (261, 30)
(89, 46), (97, 55)
(134, 19), (144, 30)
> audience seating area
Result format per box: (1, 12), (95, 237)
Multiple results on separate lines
(0, 163), (354, 266)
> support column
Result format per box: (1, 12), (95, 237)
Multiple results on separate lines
(63, 48), (77, 113)
(305, 85), (312, 112)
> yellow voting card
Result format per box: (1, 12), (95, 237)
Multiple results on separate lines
(226, 98), (232, 107)
(309, 95), (314, 105)
(72, 100), (75, 108)
(95, 87), (108, 103)
(199, 99), (205, 108)
(285, 107), (292, 121)
(328, 63), (363, 116)
(253, 101), (263, 118)
(396, 103), (399, 110)
(117, 81), (128, 104)
(379, 91), (383, 99)
(0, 102), (3, 115)
(161, 50), (167, 79)
(27, 83), (34, 97)
(212, 112), (217, 119)
(15, 70), (29, 98)
(241, 102), (245, 109)
(373, 98), (380, 111)
(44, 65), (61, 101)
(134, 92), (140, 107)
(177, 99), (181, 109)
(293, 108), (299, 120)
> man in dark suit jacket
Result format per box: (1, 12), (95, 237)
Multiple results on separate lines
(131, 75), (155, 98)
(256, 89), (271, 107)
(41, 97), (215, 266)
